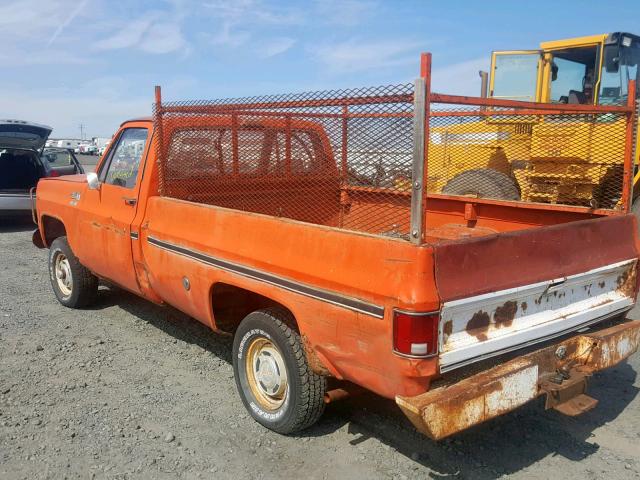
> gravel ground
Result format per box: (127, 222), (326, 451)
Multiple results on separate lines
(1, 217), (640, 480)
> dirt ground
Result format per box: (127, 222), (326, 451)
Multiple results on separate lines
(1, 217), (639, 480)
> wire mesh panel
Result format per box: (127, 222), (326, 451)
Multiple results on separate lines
(153, 74), (636, 244)
(154, 84), (416, 239)
(426, 98), (633, 211)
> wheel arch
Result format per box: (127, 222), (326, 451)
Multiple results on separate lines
(209, 282), (337, 378)
(40, 215), (67, 247)
(210, 282), (299, 334)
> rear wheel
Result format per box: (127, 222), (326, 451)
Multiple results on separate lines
(48, 236), (98, 308)
(442, 168), (520, 201)
(232, 308), (327, 434)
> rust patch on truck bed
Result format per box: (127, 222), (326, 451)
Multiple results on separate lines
(443, 320), (453, 342)
(466, 301), (518, 341)
(616, 264), (637, 298)
(494, 301), (518, 328)
(466, 311), (490, 341)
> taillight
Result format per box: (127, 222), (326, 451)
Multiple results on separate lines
(393, 310), (439, 357)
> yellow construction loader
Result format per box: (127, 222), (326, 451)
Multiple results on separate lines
(429, 32), (640, 210)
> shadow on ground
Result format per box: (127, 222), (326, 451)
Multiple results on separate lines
(88, 286), (639, 479)
(0, 216), (35, 233)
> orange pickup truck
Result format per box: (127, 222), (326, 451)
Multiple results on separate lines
(33, 54), (640, 439)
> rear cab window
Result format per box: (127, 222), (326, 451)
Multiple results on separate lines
(167, 126), (328, 177)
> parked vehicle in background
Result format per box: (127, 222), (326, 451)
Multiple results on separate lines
(32, 54), (640, 440)
(52, 139), (83, 150)
(98, 143), (110, 156)
(74, 144), (99, 155)
(0, 120), (83, 218)
(86, 145), (99, 155)
(430, 32), (640, 209)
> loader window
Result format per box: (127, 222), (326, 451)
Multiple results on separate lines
(550, 46), (598, 104)
(599, 41), (640, 105)
(492, 53), (540, 101)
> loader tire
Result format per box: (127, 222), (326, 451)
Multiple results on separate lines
(233, 308), (327, 434)
(442, 168), (521, 201)
(48, 236), (98, 308)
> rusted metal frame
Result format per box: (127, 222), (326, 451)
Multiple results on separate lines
(338, 105), (349, 228)
(231, 114), (239, 176)
(153, 86), (165, 193)
(410, 75), (428, 243)
(347, 185), (411, 196)
(285, 116), (292, 175)
(181, 109), (412, 120)
(209, 109), (343, 120)
(622, 80), (638, 212)
(420, 53), (432, 242)
(341, 105), (348, 176)
(397, 319), (640, 439)
(346, 112), (412, 119)
(427, 192), (622, 216)
(431, 92), (633, 114)
(420, 53), (431, 242)
(160, 93), (414, 114)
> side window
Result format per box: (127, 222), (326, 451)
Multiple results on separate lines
(237, 129), (267, 173)
(492, 53), (540, 101)
(102, 128), (148, 188)
(290, 132), (315, 173)
(168, 128), (230, 175)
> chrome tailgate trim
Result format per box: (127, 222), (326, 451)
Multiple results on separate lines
(439, 259), (637, 373)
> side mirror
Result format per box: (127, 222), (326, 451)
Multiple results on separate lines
(87, 172), (100, 190)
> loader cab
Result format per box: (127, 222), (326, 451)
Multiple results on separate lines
(489, 32), (640, 106)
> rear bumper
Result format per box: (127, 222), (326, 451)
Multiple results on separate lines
(396, 319), (640, 440)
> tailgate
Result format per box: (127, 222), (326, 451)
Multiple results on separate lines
(433, 214), (640, 373)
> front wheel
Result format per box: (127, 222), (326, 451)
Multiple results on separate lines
(232, 308), (327, 434)
(48, 236), (98, 308)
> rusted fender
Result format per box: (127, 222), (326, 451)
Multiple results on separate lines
(396, 320), (640, 440)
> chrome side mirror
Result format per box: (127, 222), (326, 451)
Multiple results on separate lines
(86, 172), (100, 190)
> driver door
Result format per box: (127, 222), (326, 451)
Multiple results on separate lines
(73, 125), (150, 293)
(490, 50), (543, 102)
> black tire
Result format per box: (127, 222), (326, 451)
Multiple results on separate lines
(442, 168), (521, 201)
(48, 236), (98, 308)
(232, 308), (327, 434)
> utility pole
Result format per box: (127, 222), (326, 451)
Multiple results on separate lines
(79, 124), (85, 140)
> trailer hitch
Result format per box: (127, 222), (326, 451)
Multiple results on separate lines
(539, 366), (598, 416)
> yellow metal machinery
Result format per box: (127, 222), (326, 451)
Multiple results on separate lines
(428, 32), (640, 210)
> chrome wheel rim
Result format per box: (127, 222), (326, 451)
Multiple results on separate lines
(245, 337), (288, 411)
(54, 253), (73, 296)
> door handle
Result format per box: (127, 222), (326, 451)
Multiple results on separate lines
(123, 197), (137, 206)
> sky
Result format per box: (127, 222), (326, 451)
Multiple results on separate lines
(1, 0), (638, 138)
